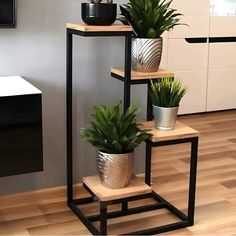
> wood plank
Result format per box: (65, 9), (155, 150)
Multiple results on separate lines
(0, 205), (42, 222)
(0, 215), (48, 236)
(27, 220), (88, 235)
(0, 185), (88, 210)
(111, 67), (174, 80)
(66, 23), (132, 32)
(83, 175), (151, 201)
(220, 179), (236, 189)
(140, 120), (199, 142)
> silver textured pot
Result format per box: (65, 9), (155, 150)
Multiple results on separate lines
(131, 38), (163, 72)
(97, 151), (134, 189)
(153, 105), (179, 131)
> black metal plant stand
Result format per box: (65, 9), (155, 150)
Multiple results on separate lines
(66, 23), (199, 235)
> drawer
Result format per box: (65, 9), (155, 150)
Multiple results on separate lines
(168, 39), (209, 71)
(175, 70), (208, 114)
(169, 16), (209, 39)
(207, 68), (236, 111)
(209, 42), (236, 69)
(210, 16), (236, 37)
(172, 0), (210, 15)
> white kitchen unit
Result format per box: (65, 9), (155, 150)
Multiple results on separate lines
(167, 0), (210, 114)
(164, 0), (236, 114)
(207, 15), (236, 111)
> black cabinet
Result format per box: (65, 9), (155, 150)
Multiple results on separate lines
(0, 76), (43, 177)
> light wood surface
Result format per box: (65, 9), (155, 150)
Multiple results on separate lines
(0, 110), (235, 235)
(140, 120), (199, 142)
(66, 23), (132, 32)
(111, 67), (175, 80)
(83, 175), (151, 201)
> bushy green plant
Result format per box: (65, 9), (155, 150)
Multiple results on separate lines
(149, 78), (188, 107)
(119, 0), (183, 38)
(80, 101), (151, 154)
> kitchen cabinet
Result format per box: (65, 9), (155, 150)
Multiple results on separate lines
(162, 0), (236, 114)
(206, 14), (236, 111)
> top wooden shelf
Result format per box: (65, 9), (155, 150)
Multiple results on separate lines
(83, 175), (151, 201)
(111, 67), (174, 82)
(140, 121), (199, 143)
(67, 23), (133, 33)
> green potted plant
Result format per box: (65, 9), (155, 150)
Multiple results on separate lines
(149, 78), (188, 130)
(119, 0), (183, 72)
(80, 101), (151, 189)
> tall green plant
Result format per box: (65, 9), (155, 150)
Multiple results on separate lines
(119, 0), (183, 38)
(80, 101), (151, 154)
(149, 78), (188, 107)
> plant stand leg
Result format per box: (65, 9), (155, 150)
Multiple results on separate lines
(100, 202), (108, 235)
(123, 35), (132, 111)
(188, 137), (199, 225)
(147, 82), (153, 121)
(66, 30), (73, 204)
(145, 140), (152, 185)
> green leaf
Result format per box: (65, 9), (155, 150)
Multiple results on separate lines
(118, 0), (184, 38)
(147, 28), (157, 38)
(149, 78), (188, 107)
(80, 101), (152, 154)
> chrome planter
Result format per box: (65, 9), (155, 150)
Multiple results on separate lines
(96, 151), (134, 189)
(131, 38), (163, 72)
(153, 105), (179, 131)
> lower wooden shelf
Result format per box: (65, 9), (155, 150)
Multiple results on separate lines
(139, 120), (199, 142)
(83, 175), (151, 201)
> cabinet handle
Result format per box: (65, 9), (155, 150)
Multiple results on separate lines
(185, 38), (207, 44)
(209, 37), (236, 43)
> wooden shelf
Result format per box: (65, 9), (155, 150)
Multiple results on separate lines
(139, 121), (199, 142)
(111, 67), (174, 81)
(67, 23), (133, 32)
(83, 175), (151, 201)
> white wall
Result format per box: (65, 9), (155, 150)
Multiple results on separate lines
(0, 0), (149, 195)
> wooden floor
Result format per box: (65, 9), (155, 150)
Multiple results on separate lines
(0, 111), (235, 235)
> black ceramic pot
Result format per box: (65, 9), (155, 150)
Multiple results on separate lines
(81, 3), (117, 26)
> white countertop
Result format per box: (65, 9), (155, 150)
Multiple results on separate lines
(0, 76), (41, 97)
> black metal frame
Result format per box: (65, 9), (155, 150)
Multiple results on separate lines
(66, 28), (133, 204)
(66, 28), (199, 235)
